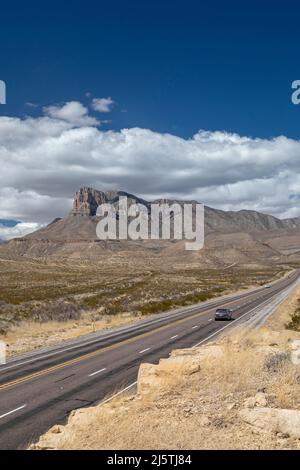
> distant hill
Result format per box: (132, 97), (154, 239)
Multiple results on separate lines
(23, 187), (300, 240)
(1, 187), (300, 268)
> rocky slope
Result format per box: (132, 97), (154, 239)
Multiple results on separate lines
(27, 187), (300, 240)
(1, 187), (300, 267)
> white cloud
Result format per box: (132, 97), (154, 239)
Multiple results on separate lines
(0, 105), (300, 235)
(0, 187), (72, 223)
(44, 101), (99, 127)
(91, 97), (114, 113)
(25, 102), (39, 108)
(0, 222), (44, 240)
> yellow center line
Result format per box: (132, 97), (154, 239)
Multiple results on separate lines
(0, 288), (274, 392)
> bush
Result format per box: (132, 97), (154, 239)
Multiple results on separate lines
(264, 352), (290, 372)
(31, 301), (81, 323)
(139, 288), (224, 316)
(286, 299), (300, 331)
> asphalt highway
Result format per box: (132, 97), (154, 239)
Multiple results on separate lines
(0, 269), (299, 449)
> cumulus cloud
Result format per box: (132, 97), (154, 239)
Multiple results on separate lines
(0, 222), (43, 240)
(0, 187), (72, 223)
(44, 101), (99, 126)
(0, 105), (300, 235)
(91, 97), (114, 113)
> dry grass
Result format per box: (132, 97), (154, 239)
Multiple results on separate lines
(265, 281), (300, 331)
(285, 299), (300, 332)
(31, 343), (300, 450)
(3, 312), (140, 357)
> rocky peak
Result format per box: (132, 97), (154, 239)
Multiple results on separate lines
(71, 187), (151, 216)
(71, 187), (107, 216)
(71, 187), (300, 232)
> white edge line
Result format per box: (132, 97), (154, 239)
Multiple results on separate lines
(0, 404), (27, 420)
(139, 348), (150, 354)
(99, 381), (138, 407)
(192, 325), (198, 329)
(88, 367), (106, 377)
(192, 295), (279, 348)
(171, 335), (178, 339)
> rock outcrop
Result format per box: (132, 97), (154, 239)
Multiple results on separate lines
(137, 356), (201, 398)
(71, 187), (300, 231)
(71, 187), (108, 216)
(71, 187), (151, 216)
(2, 186), (300, 263)
(240, 407), (300, 438)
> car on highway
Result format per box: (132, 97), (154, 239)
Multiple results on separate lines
(214, 308), (233, 321)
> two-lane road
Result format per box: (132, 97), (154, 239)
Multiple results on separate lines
(0, 269), (299, 449)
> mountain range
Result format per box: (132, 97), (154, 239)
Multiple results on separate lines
(1, 187), (300, 268)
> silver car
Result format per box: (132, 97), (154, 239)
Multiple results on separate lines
(214, 308), (233, 321)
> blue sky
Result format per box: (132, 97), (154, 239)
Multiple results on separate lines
(1, 0), (300, 138)
(0, 0), (300, 237)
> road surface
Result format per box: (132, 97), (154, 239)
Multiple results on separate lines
(0, 269), (299, 449)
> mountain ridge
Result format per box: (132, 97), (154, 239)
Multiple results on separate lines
(3, 186), (299, 242)
(1, 187), (300, 267)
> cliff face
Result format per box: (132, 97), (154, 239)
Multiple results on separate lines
(71, 187), (108, 216)
(71, 187), (149, 216)
(1, 187), (300, 264)
(70, 187), (300, 232)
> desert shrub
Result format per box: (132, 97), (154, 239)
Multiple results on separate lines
(0, 302), (15, 334)
(31, 301), (81, 323)
(264, 352), (290, 372)
(285, 299), (300, 331)
(81, 293), (107, 309)
(0, 321), (10, 335)
(140, 299), (174, 315)
(139, 288), (225, 316)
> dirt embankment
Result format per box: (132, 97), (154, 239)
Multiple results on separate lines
(31, 283), (300, 450)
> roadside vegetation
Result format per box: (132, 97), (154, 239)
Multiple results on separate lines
(286, 298), (300, 331)
(0, 254), (288, 355)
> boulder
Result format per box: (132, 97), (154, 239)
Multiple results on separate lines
(137, 356), (201, 397)
(137, 363), (164, 397)
(291, 349), (300, 365)
(171, 344), (224, 361)
(244, 397), (256, 408)
(49, 425), (63, 434)
(244, 392), (268, 408)
(290, 340), (300, 365)
(290, 339), (300, 351)
(240, 407), (300, 438)
(199, 415), (211, 426)
(159, 356), (201, 375)
(254, 392), (267, 407)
